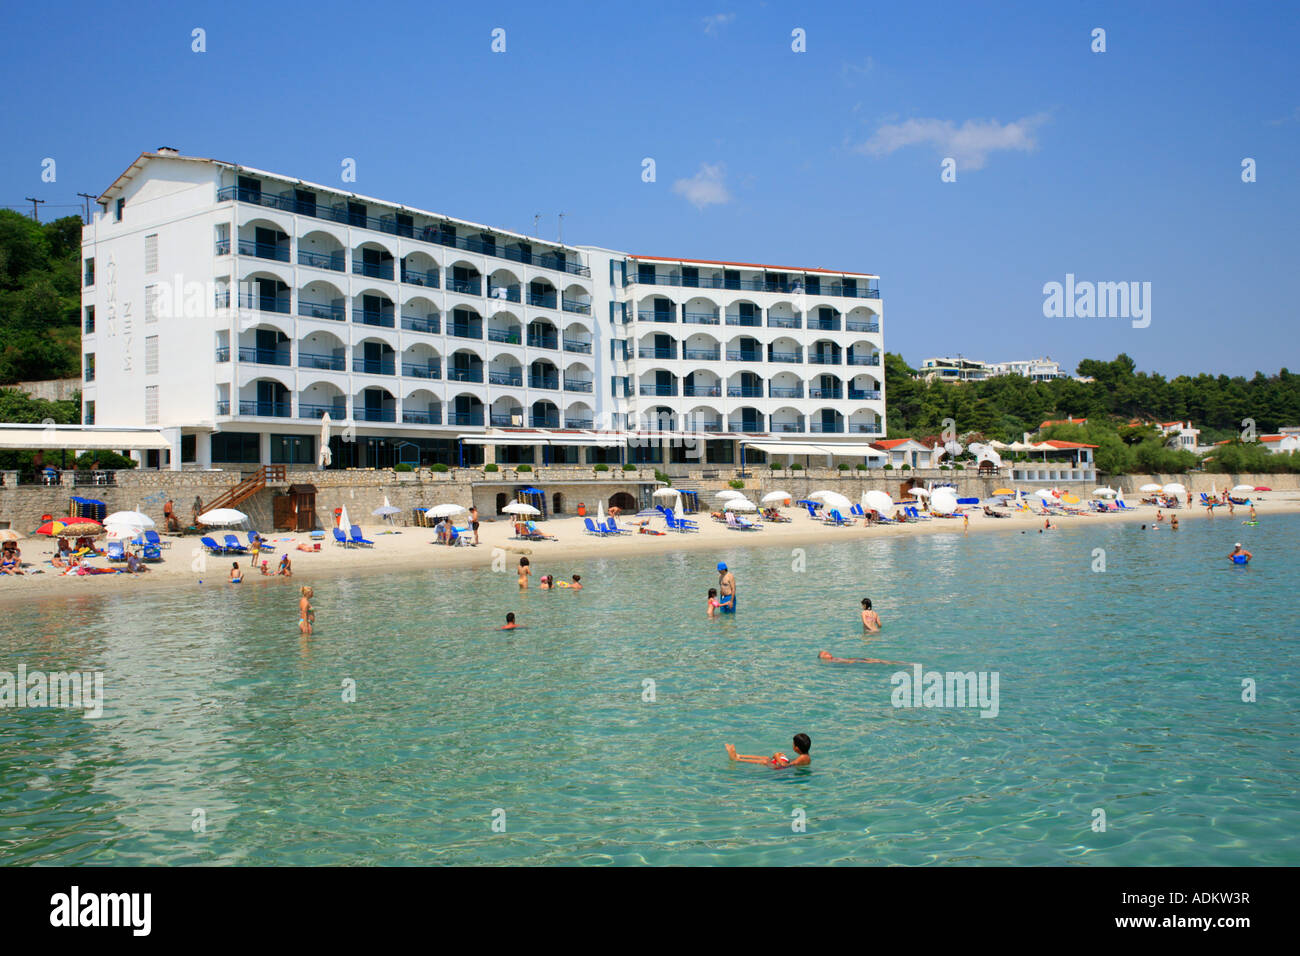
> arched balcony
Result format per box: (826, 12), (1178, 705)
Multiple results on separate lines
(401, 295), (441, 335)
(847, 341), (881, 367)
(845, 305), (880, 333)
(727, 370), (764, 400)
(298, 229), (345, 272)
(808, 339), (842, 366)
(562, 361), (594, 394)
(683, 405), (723, 432)
(530, 399), (560, 429)
(807, 373), (843, 400)
(403, 388), (442, 425)
(561, 321), (592, 355)
(638, 369), (678, 398)
(449, 393), (485, 427)
(769, 406), (806, 434)
(235, 219), (290, 263)
(561, 282), (591, 315)
(528, 359), (559, 391)
(682, 296), (720, 327)
(355, 386), (397, 422)
(352, 240), (395, 281)
(726, 335), (763, 363)
(487, 311), (522, 345)
(767, 300), (802, 329)
(490, 396), (524, 428)
(727, 406), (765, 434)
(848, 408), (882, 435)
(768, 371), (803, 400)
(447, 349), (484, 384)
(526, 278), (558, 310)
(446, 260), (483, 296)
(848, 373), (882, 401)
(768, 336), (802, 364)
(238, 376), (292, 418)
(564, 401), (594, 429)
(682, 332), (721, 363)
(526, 318), (558, 350)
(448, 306), (483, 340)
(682, 369), (721, 398)
(401, 343), (441, 380)
(401, 251), (440, 288)
(724, 299), (762, 329)
(352, 289), (395, 329)
(487, 355), (522, 388)
(298, 279), (346, 322)
(299, 380), (346, 420)
(353, 338), (396, 376)
(298, 329), (347, 372)
(809, 408), (846, 434)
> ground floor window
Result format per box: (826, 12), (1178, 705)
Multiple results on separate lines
(271, 434), (316, 465)
(586, 445), (621, 464)
(706, 440), (735, 464)
(211, 431), (261, 463)
(549, 445), (582, 464)
(497, 446), (536, 465)
(627, 443), (663, 464)
(181, 434), (197, 463)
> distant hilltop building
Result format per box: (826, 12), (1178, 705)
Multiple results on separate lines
(918, 355), (1080, 384)
(77, 148), (885, 469)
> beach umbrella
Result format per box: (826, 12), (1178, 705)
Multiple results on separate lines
(1254, 486), (1272, 492)
(1162, 483), (1187, 499)
(597, 499), (606, 523)
(988, 440), (1011, 450)
(1061, 493), (1081, 504)
(338, 505), (351, 532)
(723, 498), (757, 511)
(714, 489), (744, 500)
(1140, 483), (1162, 493)
(426, 503), (467, 518)
(0, 529), (25, 542)
(197, 508), (247, 526)
(1093, 487), (1116, 497)
(992, 487), (1015, 495)
(502, 501), (540, 516)
(105, 510), (155, 531)
(36, 518), (102, 536)
(864, 490), (894, 515)
(931, 489), (958, 514)
(810, 490), (852, 511)
(1230, 484), (1253, 494)
(319, 413), (333, 468)
(1035, 488), (1056, 499)
(372, 496), (401, 517)
(761, 490), (791, 504)
(652, 487), (681, 498)
(907, 487), (930, 499)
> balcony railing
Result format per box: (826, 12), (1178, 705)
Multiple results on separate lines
(299, 249), (345, 271)
(300, 352), (346, 371)
(239, 400), (292, 418)
(565, 417), (593, 429)
(355, 358), (396, 375)
(768, 351), (802, 363)
(401, 314), (440, 334)
(768, 315), (801, 328)
(446, 278), (482, 296)
(627, 272), (879, 297)
(526, 292), (557, 309)
(400, 267), (440, 288)
(217, 185), (591, 277)
(562, 338), (592, 353)
(489, 412), (519, 426)
(808, 355), (842, 365)
(448, 325), (482, 340)
(809, 421), (845, 433)
(845, 320), (880, 333)
(637, 310), (677, 323)
(216, 400), (229, 415)
(726, 314), (762, 327)
(808, 387), (843, 399)
(403, 409), (442, 424)
(848, 388), (881, 400)
(230, 292), (290, 314)
(639, 384), (678, 396)
(683, 348), (720, 361)
(849, 423), (882, 434)
(402, 363), (441, 379)
(299, 300), (346, 321)
(487, 285), (521, 303)
(448, 368), (484, 383)
(728, 386), (764, 398)
(563, 379), (593, 392)
(352, 260), (395, 280)
(300, 403), (345, 419)
(226, 238), (290, 262)
(770, 422), (804, 433)
(683, 385), (721, 397)
(847, 354), (881, 366)
(726, 351), (763, 362)
(769, 386), (804, 398)
(487, 328), (521, 344)
(526, 336), (558, 351)
(810, 319), (842, 332)
(561, 297), (591, 314)
(488, 371), (522, 386)
(355, 310), (395, 328)
(529, 376), (559, 391)
(639, 346), (677, 360)
(728, 422), (767, 434)
(682, 311), (720, 325)
(357, 407), (396, 422)
(449, 411), (485, 426)
(530, 414), (560, 428)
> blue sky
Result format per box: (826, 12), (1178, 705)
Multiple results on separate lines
(2, 0), (1296, 377)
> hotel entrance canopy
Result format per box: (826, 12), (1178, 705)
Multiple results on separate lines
(0, 425), (171, 450)
(741, 441), (883, 457)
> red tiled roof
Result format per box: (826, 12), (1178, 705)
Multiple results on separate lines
(629, 253), (877, 279)
(1040, 417), (1087, 428)
(1260, 435), (1286, 442)
(1040, 439), (1099, 450)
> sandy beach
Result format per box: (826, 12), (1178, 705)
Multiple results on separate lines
(2, 492), (1295, 605)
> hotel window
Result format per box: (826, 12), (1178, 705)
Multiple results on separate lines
(144, 233), (159, 274)
(211, 432), (261, 464)
(145, 335), (159, 374)
(83, 257), (94, 287)
(181, 434), (197, 463)
(145, 284), (160, 322)
(84, 353), (95, 381)
(271, 434), (316, 465)
(83, 305), (95, 334)
(84, 400), (95, 425)
(144, 385), (159, 424)
(115, 198), (125, 222)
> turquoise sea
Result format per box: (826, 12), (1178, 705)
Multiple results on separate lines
(1, 513), (1296, 865)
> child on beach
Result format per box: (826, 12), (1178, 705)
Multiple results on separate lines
(299, 586), (315, 636)
(500, 612), (518, 630)
(539, 574), (553, 590)
(277, 554), (292, 576)
(861, 598), (881, 633)
(726, 734), (811, 769)
(229, 562), (242, 584)
(556, 574), (581, 589)
(707, 588), (721, 617)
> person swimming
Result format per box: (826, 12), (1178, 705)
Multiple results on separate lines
(725, 733), (811, 768)
(500, 612), (518, 630)
(818, 650), (906, 665)
(1227, 543), (1252, 564)
(706, 587), (721, 617)
(861, 598), (881, 633)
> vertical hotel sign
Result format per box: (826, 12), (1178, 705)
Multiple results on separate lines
(104, 254), (133, 371)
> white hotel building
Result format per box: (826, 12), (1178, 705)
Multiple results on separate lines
(79, 150), (884, 470)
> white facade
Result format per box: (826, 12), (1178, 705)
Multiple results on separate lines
(80, 151), (884, 468)
(989, 357), (1067, 382)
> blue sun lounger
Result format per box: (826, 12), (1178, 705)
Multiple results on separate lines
(143, 530), (170, 549)
(332, 527), (353, 547)
(200, 536), (228, 554)
(603, 518), (630, 535)
(349, 525), (375, 546)
(223, 534), (249, 553)
(584, 517), (612, 536)
(826, 509), (851, 526)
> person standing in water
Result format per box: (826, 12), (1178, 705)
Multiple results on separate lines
(716, 562), (737, 613)
(517, 556), (531, 589)
(861, 598), (882, 633)
(1227, 543), (1253, 564)
(299, 586), (315, 635)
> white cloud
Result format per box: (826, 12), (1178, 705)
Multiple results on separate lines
(672, 163), (731, 209)
(702, 13), (735, 35)
(858, 114), (1049, 170)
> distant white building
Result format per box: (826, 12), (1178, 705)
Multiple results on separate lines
(918, 357), (992, 383)
(988, 357), (1069, 382)
(1260, 433), (1300, 454)
(1156, 420), (1201, 453)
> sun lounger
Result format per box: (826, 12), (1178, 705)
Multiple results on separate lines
(602, 518), (630, 535)
(825, 509), (851, 526)
(106, 541), (126, 562)
(332, 528), (353, 547)
(850, 504), (865, 517)
(525, 521), (556, 541)
(584, 517), (612, 536)
(143, 530), (170, 550)
(349, 525), (375, 547)
(664, 512), (698, 533)
(222, 534), (249, 553)
(725, 512), (760, 531)
(200, 536), (228, 554)
(141, 545), (163, 562)
(248, 531), (274, 552)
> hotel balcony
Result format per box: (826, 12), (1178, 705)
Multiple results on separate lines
(847, 354), (881, 366)
(447, 277), (482, 296)
(725, 350), (763, 363)
(769, 385), (804, 399)
(487, 283), (521, 303)
(448, 368), (484, 384)
(526, 326), (558, 350)
(767, 314), (802, 329)
(356, 407), (396, 422)
(808, 386), (843, 399)
(682, 310), (720, 326)
(640, 383), (678, 397)
(217, 184), (591, 277)
(234, 399), (292, 418)
(300, 402), (347, 420)
(216, 345), (291, 366)
(768, 350), (803, 363)
(401, 313), (441, 335)
(488, 370), (522, 387)
(487, 327), (521, 345)
(299, 249), (345, 272)
(400, 266), (440, 288)
(227, 291), (290, 314)
(637, 309), (677, 323)
(809, 420), (845, 433)
(769, 419), (806, 433)
(848, 388), (881, 400)
(403, 408), (442, 425)
(449, 411), (486, 426)
(683, 347), (721, 361)
(355, 308), (395, 329)
(565, 416), (594, 429)
(809, 316), (841, 332)
(626, 268), (879, 299)
(727, 385), (764, 398)
(402, 362), (441, 380)
(561, 296), (591, 314)
(352, 252), (395, 281)
(725, 313), (762, 328)
(448, 318), (483, 340)
(531, 410), (560, 428)
(808, 354), (842, 366)
(526, 291), (557, 309)
(683, 384), (721, 397)
(639, 345), (678, 360)
(845, 318), (880, 333)
(299, 351), (346, 372)
(562, 337), (592, 354)
(848, 422), (883, 434)
(528, 374), (560, 391)
(299, 299), (346, 321)
(219, 238), (290, 262)
(355, 357), (395, 376)
(563, 378), (594, 393)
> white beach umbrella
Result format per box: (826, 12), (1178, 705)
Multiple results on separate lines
(1092, 487), (1117, 497)
(426, 503), (467, 518)
(502, 501), (540, 516)
(1231, 484), (1254, 494)
(761, 490), (792, 504)
(1162, 482), (1187, 498)
(931, 490), (959, 514)
(105, 510), (155, 530)
(319, 413), (333, 468)
(907, 487), (930, 498)
(197, 508), (248, 527)
(1139, 483), (1162, 493)
(652, 487), (681, 498)
(864, 490), (894, 515)
(714, 489), (744, 500)
(1035, 488), (1056, 499)
(811, 491), (852, 512)
(597, 499), (606, 523)
(723, 498), (757, 511)
(338, 505), (351, 532)
(372, 496), (401, 517)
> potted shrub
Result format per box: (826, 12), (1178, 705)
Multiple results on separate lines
(483, 463), (499, 473)
(791, 462), (803, 471)
(884, 464), (894, 471)
(517, 464), (532, 473)
(837, 463), (850, 471)
(430, 463), (449, 473)
(855, 463), (868, 471)
(900, 464), (911, 471)
(769, 462), (782, 471)
(594, 463), (609, 472)
(728, 479), (744, 489)
(622, 463), (636, 472)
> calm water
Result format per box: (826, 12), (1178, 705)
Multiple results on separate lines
(2, 513), (1296, 865)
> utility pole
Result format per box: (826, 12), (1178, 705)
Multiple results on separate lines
(24, 197), (45, 222)
(76, 192), (98, 222)
(557, 212), (565, 244)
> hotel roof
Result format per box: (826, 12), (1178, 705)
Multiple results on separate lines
(1040, 417), (1088, 428)
(628, 253), (877, 279)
